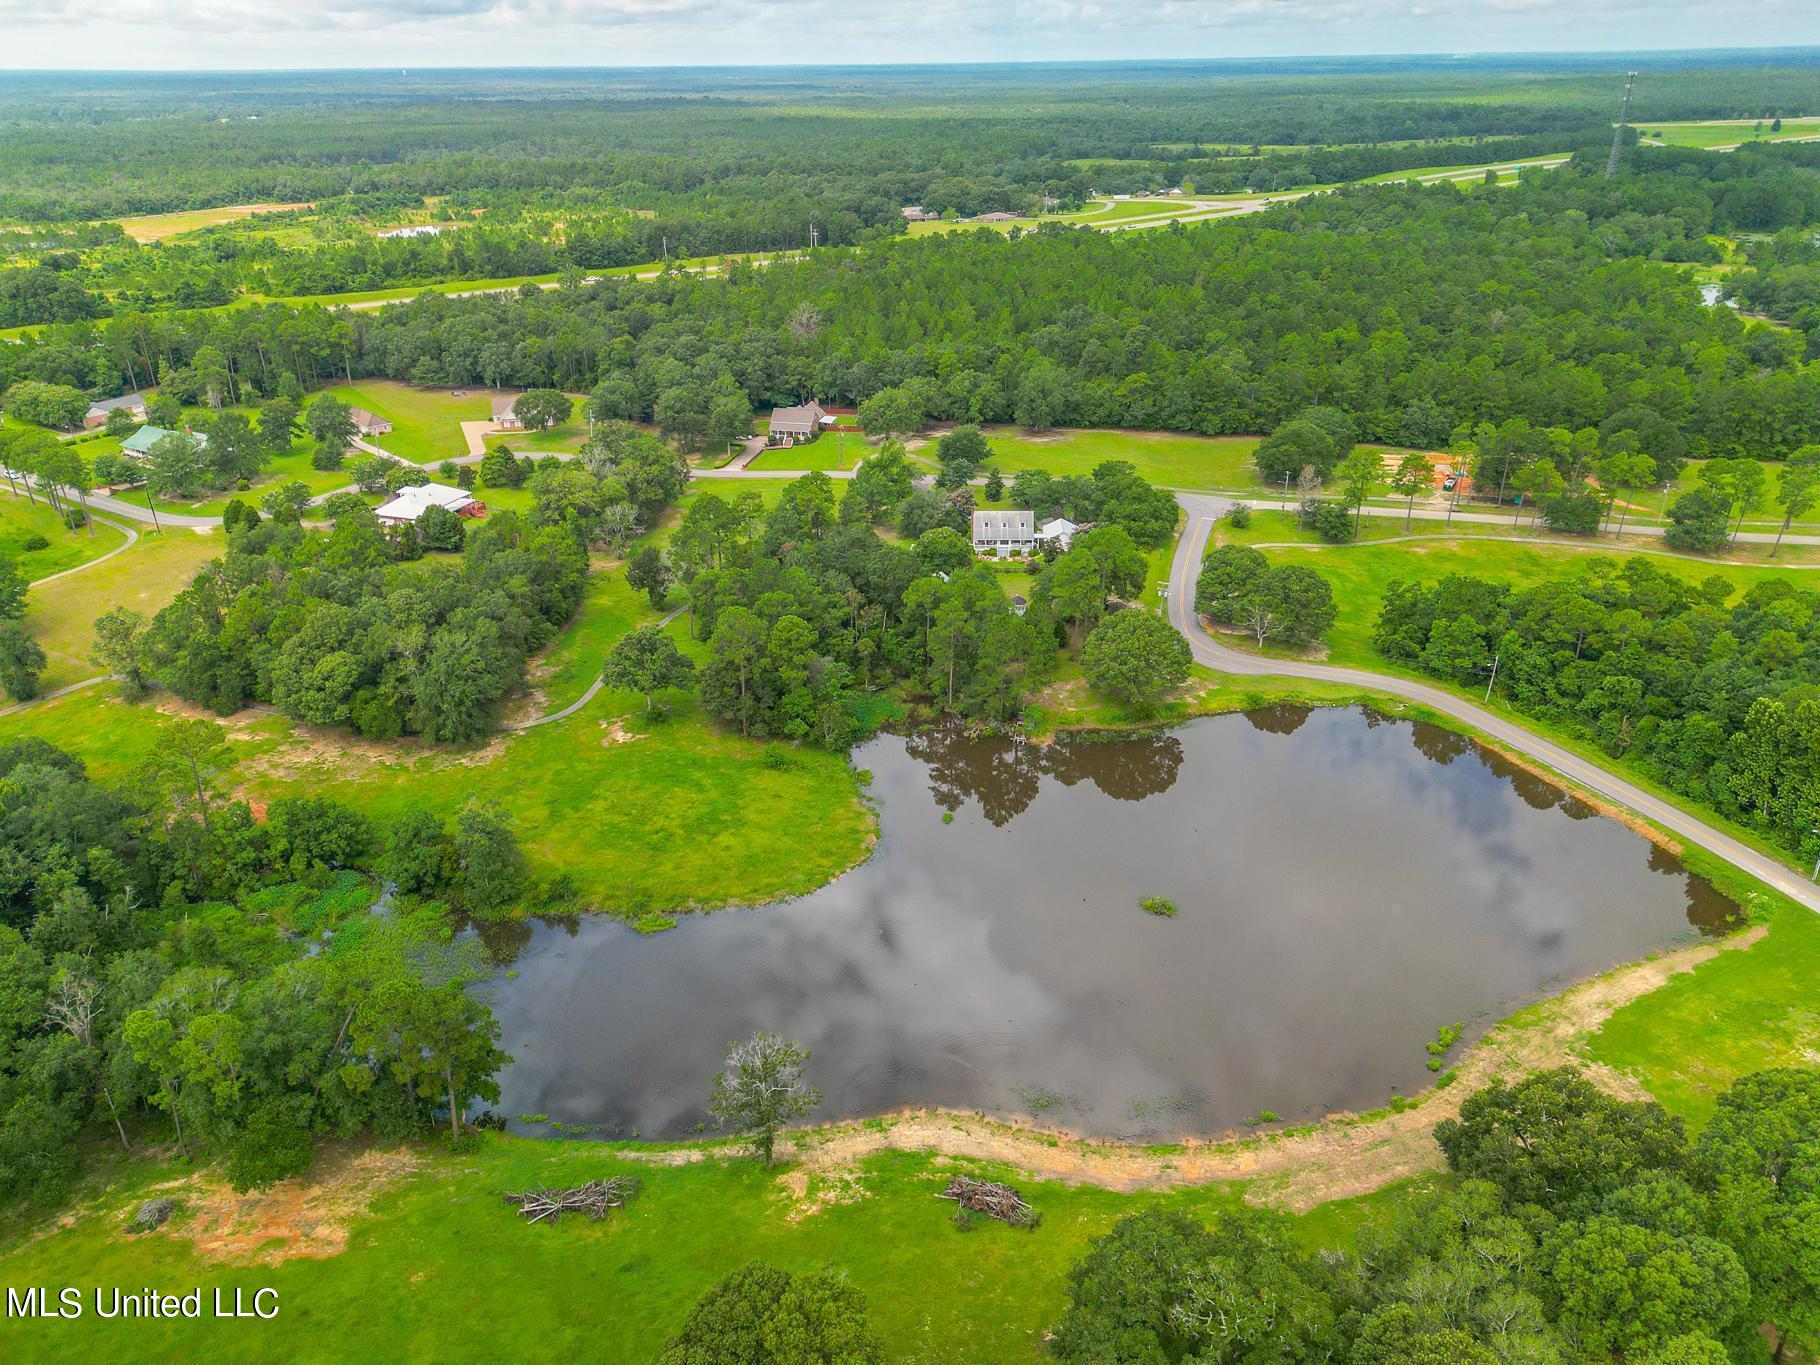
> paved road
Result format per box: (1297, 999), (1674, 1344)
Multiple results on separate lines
(1165, 492), (1820, 913)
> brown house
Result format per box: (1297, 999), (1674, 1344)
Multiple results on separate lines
(767, 401), (832, 447)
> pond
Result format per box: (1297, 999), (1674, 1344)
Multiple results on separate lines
(480, 707), (1738, 1141)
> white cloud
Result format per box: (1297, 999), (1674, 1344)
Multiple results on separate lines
(1, 0), (1816, 66)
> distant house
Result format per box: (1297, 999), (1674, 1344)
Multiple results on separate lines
(970, 211), (1017, 223)
(377, 224), (444, 239)
(491, 395), (524, 430)
(374, 482), (482, 527)
(972, 509), (1035, 558)
(82, 392), (147, 429)
(1039, 517), (1080, 550)
(121, 425), (207, 456)
(768, 401), (833, 447)
(348, 407), (392, 437)
(900, 206), (940, 222)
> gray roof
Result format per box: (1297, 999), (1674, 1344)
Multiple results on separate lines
(491, 394), (519, 420)
(972, 509), (1035, 539)
(86, 392), (147, 414)
(769, 401), (828, 433)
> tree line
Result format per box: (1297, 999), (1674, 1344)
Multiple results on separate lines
(12, 150), (1819, 470)
(0, 734), (526, 1208)
(1054, 1066), (1819, 1363)
(1373, 556), (1820, 864)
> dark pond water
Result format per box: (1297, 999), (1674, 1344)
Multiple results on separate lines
(480, 707), (1738, 1140)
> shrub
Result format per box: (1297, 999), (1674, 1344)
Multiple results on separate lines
(1225, 502), (1252, 528)
(1308, 500), (1355, 542)
(1139, 896), (1178, 917)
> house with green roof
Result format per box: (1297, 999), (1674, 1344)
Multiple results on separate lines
(121, 425), (208, 455)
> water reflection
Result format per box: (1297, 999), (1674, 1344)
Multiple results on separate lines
(484, 707), (1740, 1141)
(906, 725), (1184, 823)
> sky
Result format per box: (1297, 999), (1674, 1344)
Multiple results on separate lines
(4, 0), (1820, 71)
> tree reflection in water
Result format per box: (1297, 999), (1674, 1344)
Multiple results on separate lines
(905, 725), (1184, 825)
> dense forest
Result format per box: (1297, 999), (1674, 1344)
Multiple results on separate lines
(10, 148), (1819, 461)
(0, 53), (1816, 325)
(1052, 1067), (1820, 1363)
(0, 735), (523, 1208)
(1374, 557), (1820, 864)
(3, 55), (1814, 221)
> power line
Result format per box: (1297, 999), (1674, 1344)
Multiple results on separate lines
(1606, 71), (1638, 178)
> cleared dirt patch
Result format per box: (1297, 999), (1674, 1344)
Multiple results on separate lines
(159, 1145), (422, 1265)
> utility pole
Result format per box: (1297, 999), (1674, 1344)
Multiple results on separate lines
(1606, 71), (1638, 178)
(809, 222), (819, 249)
(1484, 649), (1501, 703)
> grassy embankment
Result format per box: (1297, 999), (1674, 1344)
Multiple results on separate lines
(1, 496), (127, 581)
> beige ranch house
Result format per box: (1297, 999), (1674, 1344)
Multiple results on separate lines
(768, 400), (834, 447)
(492, 395), (524, 430)
(349, 407), (393, 437)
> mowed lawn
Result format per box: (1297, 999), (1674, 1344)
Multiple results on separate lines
(23, 528), (223, 691)
(748, 429), (874, 472)
(1, 496), (127, 580)
(1587, 901), (1820, 1125)
(319, 380), (494, 464)
(1241, 532), (1817, 670)
(1637, 118), (1820, 149)
(972, 427), (1263, 488)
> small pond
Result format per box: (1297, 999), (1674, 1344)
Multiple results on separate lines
(480, 707), (1738, 1140)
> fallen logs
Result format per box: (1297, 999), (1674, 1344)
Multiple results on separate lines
(935, 1175), (1039, 1227)
(503, 1177), (641, 1224)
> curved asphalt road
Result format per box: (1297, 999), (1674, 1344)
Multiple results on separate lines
(1166, 493), (1820, 914)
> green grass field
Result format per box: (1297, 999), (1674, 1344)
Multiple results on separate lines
(972, 427), (1265, 487)
(1241, 527), (1812, 671)
(319, 380), (487, 464)
(2, 495), (126, 581)
(1636, 118), (1820, 150)
(22, 527), (222, 691)
(0, 1132), (1445, 1365)
(1587, 902), (1820, 1126)
(747, 430), (873, 472)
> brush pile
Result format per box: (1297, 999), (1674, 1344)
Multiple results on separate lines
(503, 1177), (640, 1224)
(935, 1175), (1038, 1227)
